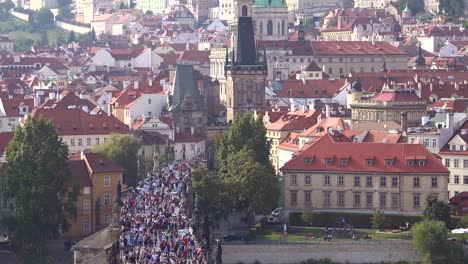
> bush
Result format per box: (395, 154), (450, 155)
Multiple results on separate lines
(289, 211), (423, 229)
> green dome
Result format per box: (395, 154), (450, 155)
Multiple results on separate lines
(253, 0), (287, 8)
(403, 4), (411, 13)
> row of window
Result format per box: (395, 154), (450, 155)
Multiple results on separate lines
(290, 175), (439, 188)
(67, 137), (107, 147)
(314, 157), (425, 167)
(290, 191), (422, 208)
(83, 213), (110, 232)
(444, 158), (468, 168)
(449, 175), (468, 185)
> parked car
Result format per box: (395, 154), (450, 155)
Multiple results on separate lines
(223, 232), (250, 242)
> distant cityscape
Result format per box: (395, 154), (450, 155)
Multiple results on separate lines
(0, 0), (467, 263)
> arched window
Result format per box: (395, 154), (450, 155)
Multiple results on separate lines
(241, 5), (248, 16)
(267, 20), (273, 36)
(282, 20), (285, 35)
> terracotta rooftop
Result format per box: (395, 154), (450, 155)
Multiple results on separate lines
(439, 120), (468, 156)
(0, 132), (14, 156)
(67, 160), (92, 187)
(174, 133), (205, 143)
(276, 79), (346, 98)
(311, 41), (407, 56)
(267, 109), (321, 131)
(281, 133), (449, 173)
(0, 97), (34, 116)
(30, 107), (131, 136)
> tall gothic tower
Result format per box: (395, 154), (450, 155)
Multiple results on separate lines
(229, 0), (254, 48)
(225, 17), (267, 122)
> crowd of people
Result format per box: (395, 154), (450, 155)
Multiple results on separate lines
(120, 157), (208, 264)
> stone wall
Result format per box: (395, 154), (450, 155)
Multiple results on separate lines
(222, 240), (421, 264)
(55, 20), (91, 34)
(10, 11), (29, 22)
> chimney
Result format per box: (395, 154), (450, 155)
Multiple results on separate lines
(80, 150), (85, 160)
(337, 16), (342, 29)
(400, 111), (408, 132)
(455, 82), (460, 91)
(430, 82), (433, 92)
(107, 92), (112, 116)
(446, 113), (454, 131)
(325, 104), (331, 118)
(13, 55), (20, 63)
(322, 65), (326, 73)
(302, 104), (306, 113)
(134, 81), (139, 89)
(148, 79), (153, 87)
(371, 34), (376, 46)
(33, 96), (40, 107)
(49, 92), (56, 100)
(82, 105), (89, 113)
(8, 94), (12, 99)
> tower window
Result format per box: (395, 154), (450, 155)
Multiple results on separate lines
(242, 5), (248, 16)
(267, 20), (273, 36)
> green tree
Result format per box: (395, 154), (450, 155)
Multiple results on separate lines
(89, 27), (97, 42)
(14, 37), (33, 51)
(215, 113), (272, 175)
(439, 0), (464, 21)
(372, 209), (386, 229)
(396, 0), (425, 15)
(40, 31), (48, 46)
(221, 148), (278, 226)
(34, 8), (54, 29)
(2, 117), (78, 263)
(411, 220), (448, 264)
(192, 167), (226, 217)
(92, 134), (142, 186)
(56, 35), (66, 46)
(301, 211), (314, 226)
(457, 215), (468, 228)
(68, 30), (76, 43)
(423, 195), (451, 227)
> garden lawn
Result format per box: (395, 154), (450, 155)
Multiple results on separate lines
(255, 226), (410, 242)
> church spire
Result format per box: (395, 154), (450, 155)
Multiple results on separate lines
(298, 20), (305, 42)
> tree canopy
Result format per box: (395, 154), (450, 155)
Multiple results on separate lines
(92, 134), (142, 186)
(371, 209), (386, 229)
(411, 220), (448, 263)
(396, 0), (425, 15)
(68, 30), (76, 43)
(34, 8), (54, 29)
(215, 113), (272, 174)
(211, 113), (278, 225)
(422, 195), (451, 227)
(439, 0), (464, 21)
(2, 117), (78, 263)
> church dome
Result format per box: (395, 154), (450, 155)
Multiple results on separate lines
(253, 0), (287, 8)
(352, 79), (362, 92)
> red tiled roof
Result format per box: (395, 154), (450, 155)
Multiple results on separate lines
(38, 90), (97, 110)
(1, 98), (34, 116)
(299, 117), (350, 138)
(276, 79), (346, 98)
(110, 80), (164, 107)
(428, 98), (468, 113)
(281, 133), (449, 173)
(367, 91), (425, 102)
(278, 132), (300, 152)
(175, 133), (205, 143)
(267, 109), (320, 131)
(30, 107), (131, 136)
(0, 57), (67, 69)
(305, 61), (321, 71)
(67, 160), (92, 187)
(110, 47), (146, 60)
(83, 152), (124, 173)
(311, 41), (407, 56)
(0, 132), (14, 155)
(361, 130), (402, 143)
(257, 40), (314, 56)
(449, 192), (468, 205)
(178, 50), (209, 64)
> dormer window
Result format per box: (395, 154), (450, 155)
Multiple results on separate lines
(418, 160), (426, 166)
(408, 160), (414, 166)
(304, 158), (312, 164)
(386, 159), (394, 166)
(341, 158), (349, 165)
(325, 158), (333, 165)
(366, 159), (373, 166)
(451, 145), (457, 151)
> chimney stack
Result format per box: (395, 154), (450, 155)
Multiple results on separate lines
(400, 111), (408, 132)
(134, 81), (139, 90)
(325, 104), (331, 118)
(148, 79), (153, 87)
